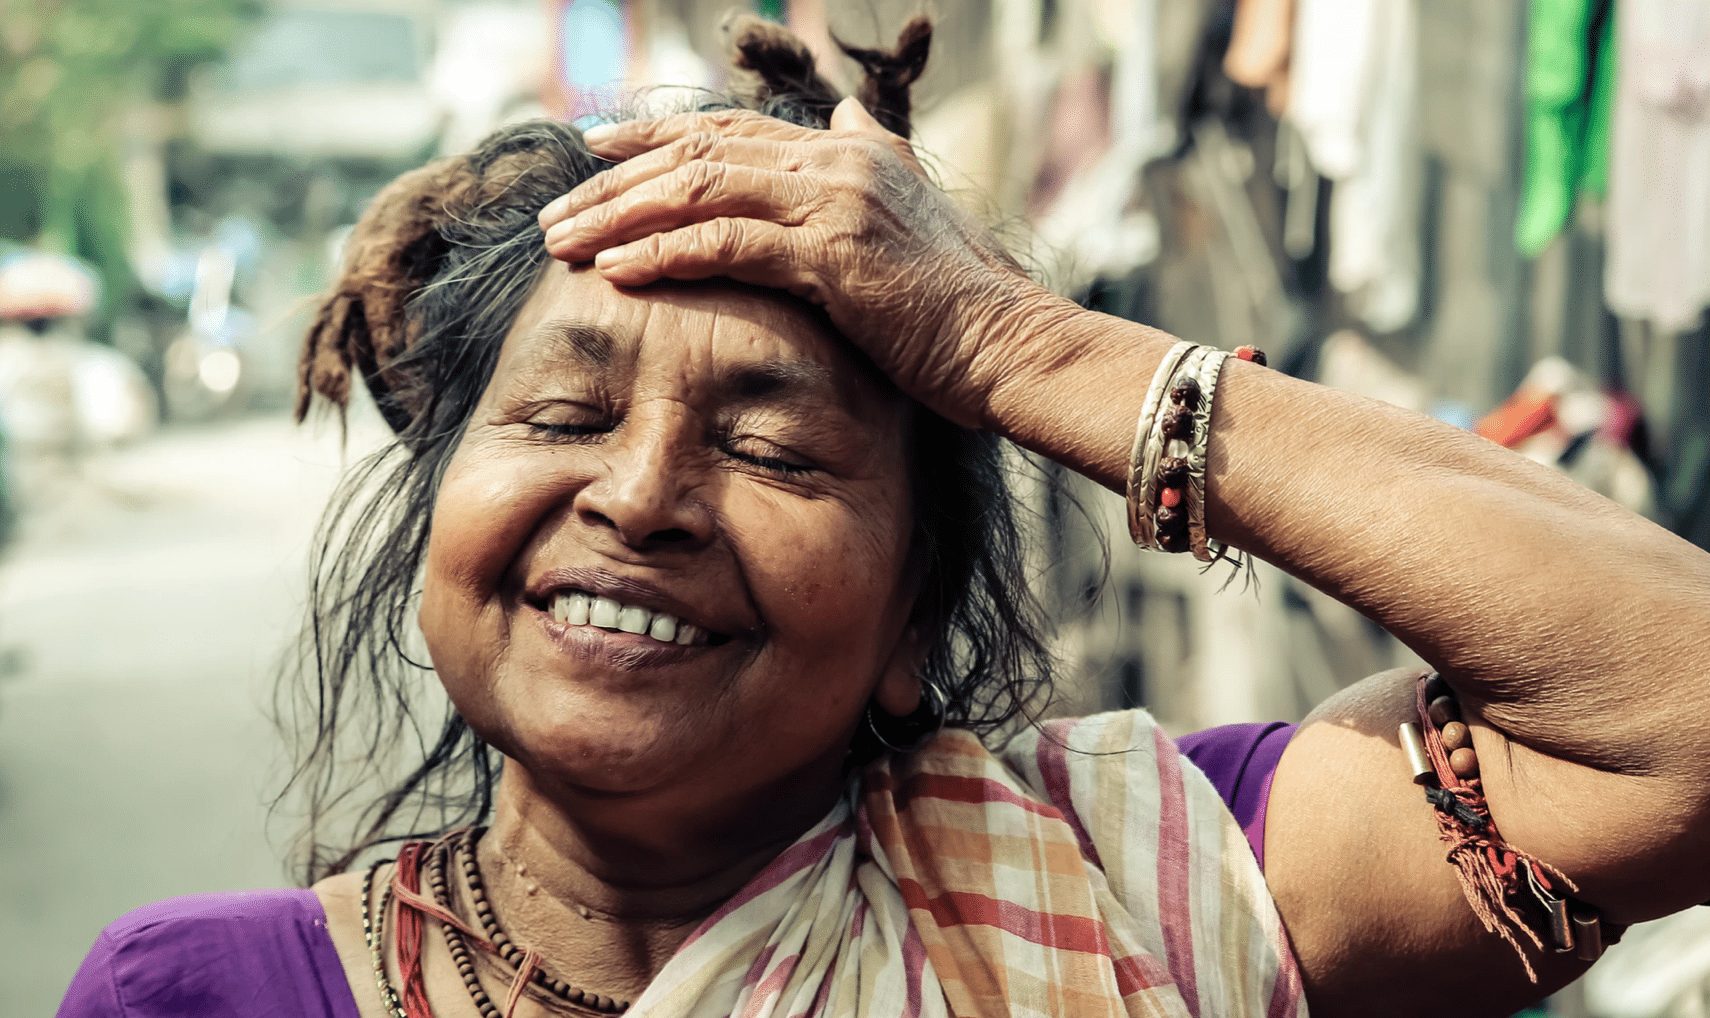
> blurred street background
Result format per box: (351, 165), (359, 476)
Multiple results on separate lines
(4, 0), (1710, 1014)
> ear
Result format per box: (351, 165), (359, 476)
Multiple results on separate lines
(873, 622), (928, 718)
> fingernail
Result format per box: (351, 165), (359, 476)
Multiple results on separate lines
(582, 124), (616, 146)
(543, 217), (577, 248)
(594, 246), (629, 269)
(538, 195), (570, 227)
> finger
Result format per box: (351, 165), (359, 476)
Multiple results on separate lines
(590, 218), (821, 301)
(544, 162), (811, 262)
(540, 133), (808, 228)
(581, 108), (819, 161)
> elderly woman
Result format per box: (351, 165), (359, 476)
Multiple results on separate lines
(58, 18), (1710, 1018)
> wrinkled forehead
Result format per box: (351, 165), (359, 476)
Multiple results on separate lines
(496, 264), (893, 416)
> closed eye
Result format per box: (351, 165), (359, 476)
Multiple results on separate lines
(527, 422), (608, 439)
(524, 418), (816, 477)
(727, 448), (813, 476)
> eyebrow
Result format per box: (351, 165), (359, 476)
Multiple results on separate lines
(532, 318), (622, 366)
(713, 359), (839, 407)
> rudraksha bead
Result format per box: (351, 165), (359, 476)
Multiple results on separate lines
(1161, 407), (1194, 440)
(1170, 375), (1202, 410)
(1158, 457), (1190, 487)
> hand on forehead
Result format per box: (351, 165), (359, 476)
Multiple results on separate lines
(497, 265), (897, 418)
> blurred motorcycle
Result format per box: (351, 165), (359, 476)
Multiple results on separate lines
(160, 244), (256, 421)
(0, 250), (159, 495)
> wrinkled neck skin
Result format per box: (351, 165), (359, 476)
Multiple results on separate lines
(474, 748), (850, 993)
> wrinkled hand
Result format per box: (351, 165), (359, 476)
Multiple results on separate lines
(537, 97), (1053, 427)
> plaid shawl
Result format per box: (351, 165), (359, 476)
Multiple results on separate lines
(626, 710), (1304, 1017)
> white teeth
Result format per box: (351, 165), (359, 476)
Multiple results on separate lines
(589, 596), (621, 629)
(648, 614), (678, 643)
(548, 591), (709, 646)
(617, 605), (650, 634)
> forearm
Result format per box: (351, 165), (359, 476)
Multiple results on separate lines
(982, 296), (1710, 775)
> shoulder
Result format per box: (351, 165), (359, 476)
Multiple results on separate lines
(58, 889), (354, 1018)
(102, 887), (328, 941)
(996, 709), (1308, 1016)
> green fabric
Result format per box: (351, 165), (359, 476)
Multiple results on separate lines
(1515, 0), (1617, 256)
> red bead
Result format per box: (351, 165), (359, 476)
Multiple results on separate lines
(1235, 345), (1268, 366)
(1159, 486), (1182, 509)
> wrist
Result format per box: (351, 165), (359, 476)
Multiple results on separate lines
(972, 295), (1185, 492)
(965, 286), (1096, 432)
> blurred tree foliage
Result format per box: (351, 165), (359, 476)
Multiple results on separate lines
(0, 0), (259, 322)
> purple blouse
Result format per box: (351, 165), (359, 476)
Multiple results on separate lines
(56, 723), (1295, 1018)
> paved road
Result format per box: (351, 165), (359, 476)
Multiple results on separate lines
(0, 413), (385, 1014)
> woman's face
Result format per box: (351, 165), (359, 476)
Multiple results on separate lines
(419, 265), (922, 810)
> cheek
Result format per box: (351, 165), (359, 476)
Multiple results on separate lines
(419, 440), (568, 675)
(728, 482), (913, 663)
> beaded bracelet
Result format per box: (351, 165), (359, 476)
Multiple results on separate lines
(1399, 672), (1616, 979)
(1127, 341), (1199, 548)
(1127, 342), (1266, 560)
(1150, 346), (1210, 554)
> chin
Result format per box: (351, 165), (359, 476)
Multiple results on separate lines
(495, 681), (713, 796)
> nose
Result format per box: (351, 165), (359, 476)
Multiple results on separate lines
(573, 416), (713, 553)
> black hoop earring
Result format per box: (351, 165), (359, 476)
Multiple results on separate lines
(864, 678), (948, 754)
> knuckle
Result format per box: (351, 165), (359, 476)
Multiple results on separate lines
(582, 174), (619, 208)
(679, 159), (722, 203)
(717, 108), (760, 127)
(711, 219), (745, 261)
(682, 131), (722, 161)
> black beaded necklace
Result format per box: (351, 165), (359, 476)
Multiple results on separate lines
(450, 827), (630, 1015)
(362, 835), (630, 1018)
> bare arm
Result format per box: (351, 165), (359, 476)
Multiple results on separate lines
(982, 294), (1710, 1013)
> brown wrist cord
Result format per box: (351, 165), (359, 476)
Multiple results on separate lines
(1412, 673), (1579, 982)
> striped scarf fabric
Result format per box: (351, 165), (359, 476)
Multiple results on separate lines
(626, 710), (1305, 1017)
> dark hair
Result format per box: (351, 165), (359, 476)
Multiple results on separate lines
(279, 15), (1054, 883)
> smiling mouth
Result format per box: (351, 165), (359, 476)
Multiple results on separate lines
(541, 590), (730, 648)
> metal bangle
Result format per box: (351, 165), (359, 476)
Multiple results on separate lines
(1184, 349), (1231, 562)
(1127, 341), (1199, 548)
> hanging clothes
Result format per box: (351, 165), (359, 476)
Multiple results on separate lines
(1514, 0), (1617, 256)
(1224, 0), (1294, 114)
(1603, 0), (1710, 333)
(1285, 0), (1422, 332)
(1025, 0), (1168, 296)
